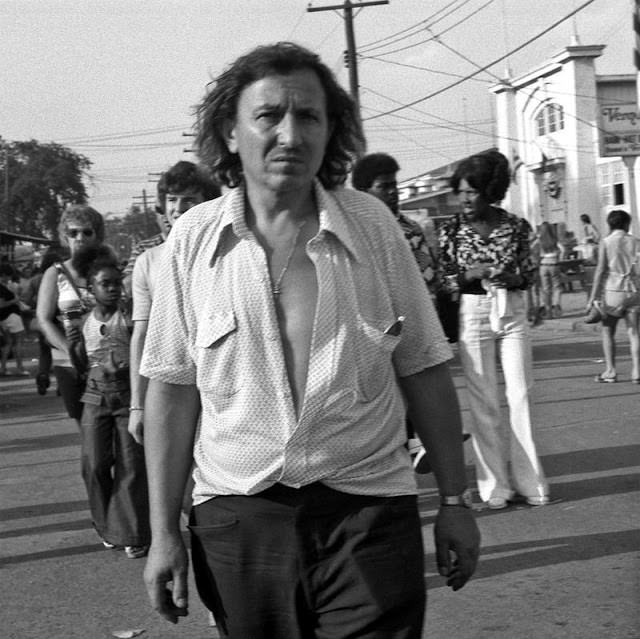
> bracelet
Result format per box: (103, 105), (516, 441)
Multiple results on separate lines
(128, 406), (144, 412)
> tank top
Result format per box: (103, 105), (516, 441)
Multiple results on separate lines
(52, 263), (95, 366)
(83, 309), (131, 369)
(603, 231), (640, 292)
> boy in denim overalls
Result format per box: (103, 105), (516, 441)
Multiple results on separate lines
(78, 249), (149, 558)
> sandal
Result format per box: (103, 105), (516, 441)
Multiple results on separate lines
(595, 373), (617, 383)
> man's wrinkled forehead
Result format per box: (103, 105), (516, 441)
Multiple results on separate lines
(235, 69), (329, 112)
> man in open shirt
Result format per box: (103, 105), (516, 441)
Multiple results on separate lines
(140, 42), (479, 639)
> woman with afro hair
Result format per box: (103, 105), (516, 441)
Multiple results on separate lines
(438, 150), (549, 510)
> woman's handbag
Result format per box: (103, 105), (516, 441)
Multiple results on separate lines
(437, 288), (460, 343)
(436, 215), (461, 343)
(584, 300), (605, 324)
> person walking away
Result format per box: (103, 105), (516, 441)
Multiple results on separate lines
(77, 247), (150, 557)
(438, 149), (549, 510)
(0, 264), (29, 376)
(36, 205), (106, 427)
(586, 209), (640, 383)
(140, 42), (480, 638)
(579, 213), (600, 263)
(536, 221), (564, 319)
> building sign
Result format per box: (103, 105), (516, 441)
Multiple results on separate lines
(599, 103), (640, 156)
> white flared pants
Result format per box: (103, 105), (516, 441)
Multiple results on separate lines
(458, 292), (548, 502)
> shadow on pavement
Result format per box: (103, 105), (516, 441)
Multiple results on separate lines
(1, 431), (80, 453)
(0, 517), (91, 540)
(1, 499), (88, 521)
(426, 528), (639, 589)
(0, 542), (105, 567)
(542, 445), (640, 475)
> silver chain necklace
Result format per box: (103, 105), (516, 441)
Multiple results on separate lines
(271, 219), (307, 297)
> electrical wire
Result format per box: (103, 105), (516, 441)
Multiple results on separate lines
(362, 0), (494, 60)
(361, 55), (494, 85)
(359, 0), (475, 54)
(364, 0), (597, 121)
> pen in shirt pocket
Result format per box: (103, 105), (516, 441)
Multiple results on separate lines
(384, 316), (405, 336)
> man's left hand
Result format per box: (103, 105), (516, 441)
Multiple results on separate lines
(434, 507), (481, 591)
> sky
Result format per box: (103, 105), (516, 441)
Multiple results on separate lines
(1, 0), (634, 216)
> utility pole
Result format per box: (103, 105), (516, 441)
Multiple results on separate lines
(0, 136), (8, 231)
(132, 188), (155, 236)
(307, 0), (389, 120)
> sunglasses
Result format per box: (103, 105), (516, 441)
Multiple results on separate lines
(67, 228), (95, 238)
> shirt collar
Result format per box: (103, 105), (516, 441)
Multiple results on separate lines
(209, 180), (365, 265)
(313, 181), (364, 262)
(208, 187), (251, 266)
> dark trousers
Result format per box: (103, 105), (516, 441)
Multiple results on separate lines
(190, 483), (425, 639)
(53, 365), (85, 421)
(80, 374), (150, 546)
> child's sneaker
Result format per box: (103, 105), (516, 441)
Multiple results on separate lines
(125, 545), (149, 559)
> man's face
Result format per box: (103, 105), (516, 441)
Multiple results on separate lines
(225, 70), (331, 197)
(366, 172), (399, 215)
(164, 187), (206, 227)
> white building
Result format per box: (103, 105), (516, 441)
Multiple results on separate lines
(399, 41), (638, 239)
(492, 43), (636, 236)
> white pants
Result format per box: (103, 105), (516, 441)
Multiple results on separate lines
(458, 292), (548, 502)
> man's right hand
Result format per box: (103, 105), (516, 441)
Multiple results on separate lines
(143, 534), (189, 624)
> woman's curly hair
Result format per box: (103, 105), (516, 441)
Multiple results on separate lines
(450, 149), (511, 204)
(194, 41), (365, 190)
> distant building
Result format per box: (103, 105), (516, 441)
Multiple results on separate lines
(398, 41), (637, 237)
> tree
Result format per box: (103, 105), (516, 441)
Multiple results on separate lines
(0, 139), (92, 239)
(103, 204), (160, 261)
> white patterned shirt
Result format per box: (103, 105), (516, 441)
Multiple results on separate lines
(131, 243), (166, 322)
(141, 182), (452, 503)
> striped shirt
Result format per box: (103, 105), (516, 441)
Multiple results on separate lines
(141, 182), (452, 503)
(123, 233), (164, 280)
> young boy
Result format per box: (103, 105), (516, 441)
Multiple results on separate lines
(128, 161), (220, 445)
(79, 248), (150, 558)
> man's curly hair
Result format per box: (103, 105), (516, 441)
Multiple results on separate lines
(194, 41), (365, 190)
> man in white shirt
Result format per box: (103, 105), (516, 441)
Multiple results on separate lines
(141, 42), (479, 638)
(128, 161), (219, 444)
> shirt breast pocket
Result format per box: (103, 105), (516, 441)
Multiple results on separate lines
(194, 309), (240, 397)
(356, 317), (401, 402)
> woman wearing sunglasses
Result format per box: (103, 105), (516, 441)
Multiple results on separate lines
(36, 205), (105, 427)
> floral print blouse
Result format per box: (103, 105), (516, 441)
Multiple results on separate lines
(438, 207), (535, 295)
(397, 213), (440, 295)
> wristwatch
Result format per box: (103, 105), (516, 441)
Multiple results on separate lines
(440, 488), (473, 509)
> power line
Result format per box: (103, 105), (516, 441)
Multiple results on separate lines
(358, 0), (474, 54)
(361, 0), (494, 60)
(58, 125), (188, 145)
(360, 54), (494, 85)
(364, 0), (597, 121)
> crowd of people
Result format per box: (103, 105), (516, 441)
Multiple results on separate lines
(2, 40), (637, 639)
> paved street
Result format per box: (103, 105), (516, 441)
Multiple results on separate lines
(1, 292), (639, 639)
